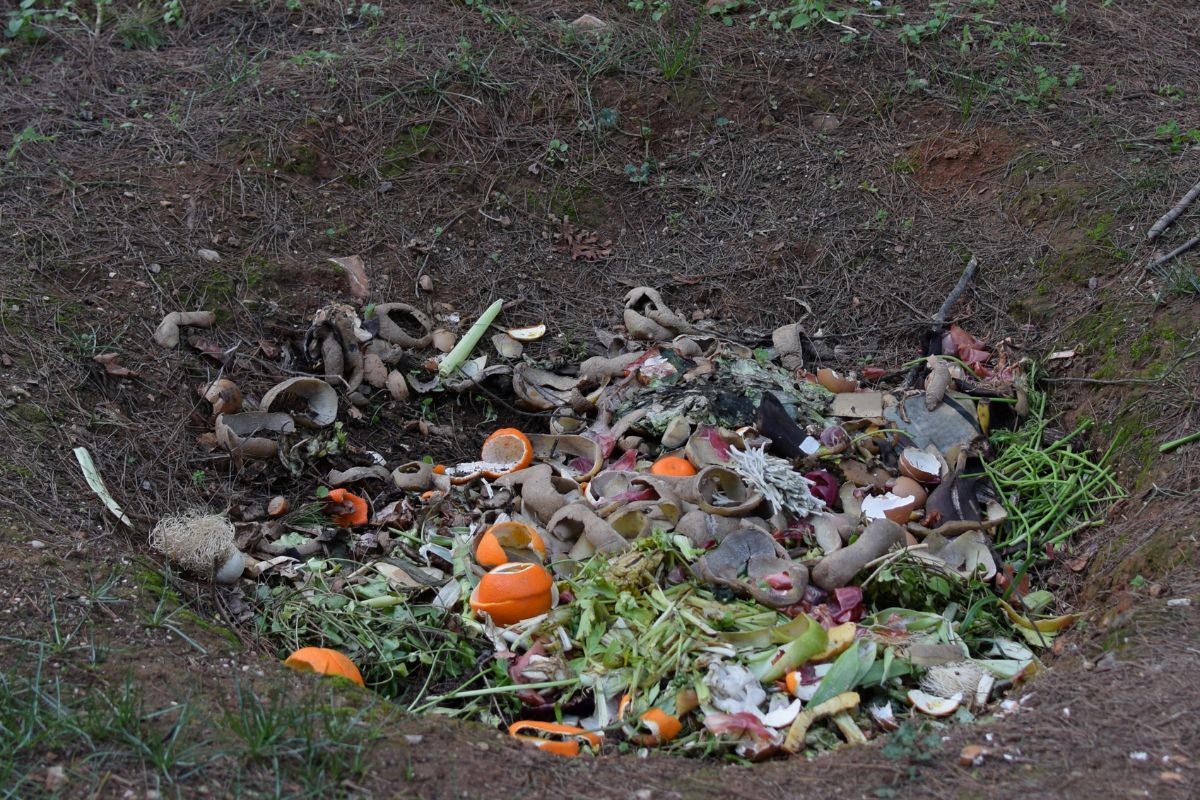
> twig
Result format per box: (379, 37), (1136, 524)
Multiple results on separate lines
(1149, 232), (1200, 270)
(934, 256), (980, 323)
(901, 256), (979, 389)
(1148, 177), (1200, 240)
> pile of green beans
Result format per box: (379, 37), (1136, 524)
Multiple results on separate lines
(980, 391), (1125, 560)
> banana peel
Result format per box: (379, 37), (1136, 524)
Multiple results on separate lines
(998, 598), (1081, 647)
(746, 615), (828, 683)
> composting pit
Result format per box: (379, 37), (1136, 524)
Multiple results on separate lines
(145, 286), (1120, 763)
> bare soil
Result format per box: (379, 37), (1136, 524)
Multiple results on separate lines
(1, 1), (1198, 797)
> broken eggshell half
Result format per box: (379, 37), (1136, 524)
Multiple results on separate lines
(860, 492), (917, 525)
(816, 368), (858, 393)
(899, 447), (944, 484)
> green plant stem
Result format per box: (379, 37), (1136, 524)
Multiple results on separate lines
(410, 678), (579, 713)
(1160, 430), (1200, 453)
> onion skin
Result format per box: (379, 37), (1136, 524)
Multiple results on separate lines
(804, 471), (839, 508)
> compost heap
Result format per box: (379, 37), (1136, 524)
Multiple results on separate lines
(189, 287), (1121, 761)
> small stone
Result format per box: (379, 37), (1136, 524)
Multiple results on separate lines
(1167, 598), (1191, 607)
(45, 765), (67, 791)
(569, 14), (607, 32)
(404, 734), (424, 744)
(419, 274), (434, 292)
(148, 263), (161, 274)
(809, 113), (840, 132)
(30, 540), (47, 550)
(1148, 582), (1164, 597)
(197, 248), (221, 263)
(1160, 771), (1185, 783)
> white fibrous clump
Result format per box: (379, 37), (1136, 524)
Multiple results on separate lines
(920, 662), (985, 699)
(149, 511), (237, 577)
(728, 445), (825, 518)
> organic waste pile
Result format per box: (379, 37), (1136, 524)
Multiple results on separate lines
(129, 285), (1125, 762)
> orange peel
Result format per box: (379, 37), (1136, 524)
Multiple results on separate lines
(475, 520), (547, 567)
(326, 488), (368, 527)
(480, 428), (534, 478)
(508, 720), (601, 757)
(469, 562), (553, 625)
(283, 647), (364, 687)
(650, 455), (697, 477)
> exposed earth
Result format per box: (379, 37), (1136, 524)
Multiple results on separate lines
(1, 1), (1198, 798)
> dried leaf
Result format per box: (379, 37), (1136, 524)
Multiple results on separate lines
(93, 352), (138, 377)
(555, 220), (612, 262)
(188, 336), (237, 365)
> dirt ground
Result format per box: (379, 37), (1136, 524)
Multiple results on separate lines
(1, 1), (1198, 797)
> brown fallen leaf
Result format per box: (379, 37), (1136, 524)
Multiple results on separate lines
(93, 352), (138, 378)
(555, 220), (612, 262)
(258, 340), (280, 359)
(188, 336), (237, 365)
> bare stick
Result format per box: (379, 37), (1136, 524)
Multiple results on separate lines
(1147, 178), (1200, 240)
(901, 256), (979, 388)
(934, 256), (979, 323)
(1149, 232), (1200, 270)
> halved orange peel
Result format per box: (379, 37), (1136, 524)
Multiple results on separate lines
(507, 720), (601, 757)
(474, 520), (547, 567)
(283, 647), (364, 687)
(442, 428), (535, 484)
(480, 428), (534, 477)
(650, 454), (697, 477)
(469, 562), (553, 626)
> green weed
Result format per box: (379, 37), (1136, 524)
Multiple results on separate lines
(649, 21), (701, 81)
(1155, 119), (1200, 152)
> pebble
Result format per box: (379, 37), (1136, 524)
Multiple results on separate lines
(30, 540), (47, 550)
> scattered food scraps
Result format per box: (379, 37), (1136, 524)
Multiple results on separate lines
(147, 287), (1124, 761)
